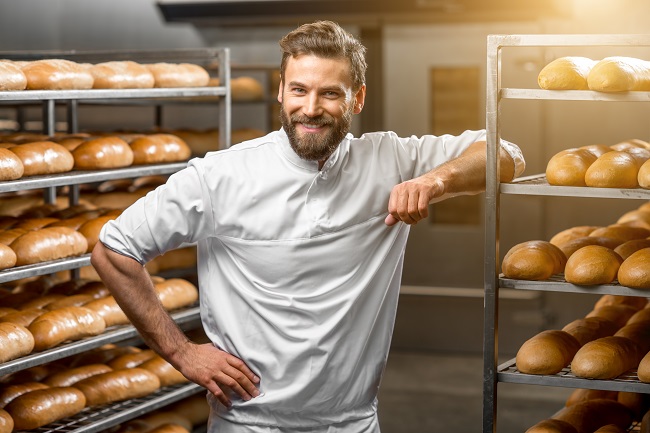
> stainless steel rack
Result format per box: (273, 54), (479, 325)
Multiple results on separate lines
(483, 34), (650, 433)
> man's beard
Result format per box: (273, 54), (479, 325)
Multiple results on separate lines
(280, 103), (353, 163)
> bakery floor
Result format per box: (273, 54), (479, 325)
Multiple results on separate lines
(377, 350), (572, 433)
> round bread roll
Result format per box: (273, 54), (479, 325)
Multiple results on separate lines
(537, 56), (597, 90)
(5, 387), (86, 430)
(589, 224), (650, 242)
(28, 306), (106, 351)
(546, 148), (597, 186)
(515, 330), (581, 375)
(585, 151), (640, 188)
(0, 408), (12, 433)
(555, 236), (623, 260)
(614, 239), (650, 260)
(10, 227), (88, 266)
(72, 136), (134, 169)
(564, 245), (623, 285)
(145, 63), (210, 88)
(90, 61), (155, 89)
(587, 56), (650, 92)
(21, 59), (94, 90)
(501, 240), (566, 280)
(617, 247), (650, 289)
(0, 243), (16, 270)
(130, 134), (191, 164)
(0, 148), (24, 181)
(78, 215), (117, 253)
(549, 225), (600, 247)
(525, 419), (578, 433)
(0, 61), (27, 91)
(231, 76), (264, 101)
(0, 322), (34, 363)
(9, 141), (74, 176)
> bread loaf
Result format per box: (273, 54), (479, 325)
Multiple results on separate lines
(154, 279), (199, 311)
(565, 389), (618, 407)
(139, 355), (188, 387)
(107, 349), (157, 370)
(72, 136), (134, 169)
(0, 61), (27, 91)
(0, 383), (50, 409)
(5, 387), (86, 430)
(19, 293), (66, 310)
(585, 151), (640, 188)
(594, 294), (648, 311)
(69, 344), (141, 367)
(10, 227), (88, 266)
(78, 215), (117, 253)
(590, 224), (650, 242)
(564, 245), (623, 285)
(571, 336), (642, 379)
(515, 330), (580, 375)
(501, 240), (566, 280)
(0, 408), (12, 433)
(21, 59), (94, 90)
(45, 293), (95, 310)
(0, 148), (24, 181)
(140, 412), (193, 432)
(90, 61), (155, 89)
(537, 57), (597, 90)
(84, 295), (129, 327)
(556, 236), (623, 259)
(0, 308), (42, 327)
(594, 425), (626, 433)
(581, 144), (613, 158)
(231, 76), (264, 101)
(637, 350), (650, 382)
(618, 248), (650, 289)
(587, 303), (638, 329)
(587, 56), (650, 92)
(9, 141), (74, 176)
(148, 424), (190, 433)
(546, 149), (598, 186)
(74, 367), (161, 406)
(617, 391), (648, 421)
(28, 306), (106, 351)
(553, 399), (633, 433)
(43, 363), (113, 387)
(14, 217), (60, 230)
(150, 247), (197, 272)
(561, 316), (618, 346)
(130, 134), (191, 164)
(549, 226), (600, 247)
(0, 322), (34, 363)
(614, 239), (650, 260)
(615, 320), (650, 353)
(617, 209), (650, 226)
(168, 394), (210, 426)
(525, 419), (578, 433)
(0, 243), (16, 270)
(146, 63), (210, 88)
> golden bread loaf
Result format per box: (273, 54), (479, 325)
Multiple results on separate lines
(525, 419), (578, 433)
(145, 63), (210, 88)
(43, 363), (113, 387)
(564, 245), (623, 285)
(130, 134), (191, 164)
(639, 158), (650, 188)
(10, 227), (88, 266)
(0, 243), (16, 270)
(21, 59), (94, 90)
(84, 295), (129, 327)
(107, 349), (157, 370)
(0, 148), (24, 181)
(168, 394), (210, 426)
(0, 322), (34, 363)
(74, 367), (161, 407)
(587, 56), (650, 92)
(90, 61), (155, 89)
(72, 136), (134, 169)
(0, 308), (42, 328)
(617, 209), (650, 226)
(565, 389), (618, 407)
(28, 306), (106, 351)
(5, 387), (86, 430)
(553, 398), (633, 433)
(139, 355), (188, 387)
(593, 425), (626, 433)
(618, 247), (650, 289)
(231, 76), (264, 101)
(0, 61), (26, 91)
(9, 141), (74, 176)
(515, 330), (580, 375)
(594, 294), (648, 311)
(546, 149), (597, 186)
(501, 240), (566, 280)
(614, 239), (650, 260)
(586, 304), (639, 329)
(581, 144), (613, 158)
(571, 335), (642, 379)
(561, 316), (618, 346)
(147, 424), (190, 433)
(549, 226), (600, 247)
(78, 215), (117, 253)
(154, 279), (199, 311)
(140, 412), (193, 432)
(589, 224), (650, 242)
(585, 151), (640, 188)
(0, 408), (12, 433)
(538, 56), (597, 90)
(637, 349), (650, 382)
(555, 236), (623, 259)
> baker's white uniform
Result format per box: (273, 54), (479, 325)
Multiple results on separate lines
(100, 128), (524, 432)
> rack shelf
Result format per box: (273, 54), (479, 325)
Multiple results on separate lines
(0, 87), (225, 102)
(501, 175), (650, 199)
(0, 255), (90, 284)
(0, 306), (200, 377)
(501, 88), (650, 102)
(500, 275), (650, 297)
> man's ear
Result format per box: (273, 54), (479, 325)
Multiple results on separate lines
(353, 85), (366, 114)
(277, 80), (283, 104)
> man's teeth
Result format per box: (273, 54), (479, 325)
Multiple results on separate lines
(303, 124), (321, 129)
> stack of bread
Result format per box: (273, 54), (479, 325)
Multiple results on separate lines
(0, 342), (195, 431)
(502, 201), (650, 289)
(538, 55), (650, 92)
(546, 139), (650, 189)
(0, 59), (211, 91)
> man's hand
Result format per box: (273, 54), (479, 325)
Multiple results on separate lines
(175, 342), (260, 408)
(385, 175), (445, 226)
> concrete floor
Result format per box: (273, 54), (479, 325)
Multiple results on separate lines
(377, 351), (573, 433)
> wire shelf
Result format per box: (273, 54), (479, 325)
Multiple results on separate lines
(501, 175), (650, 200)
(499, 274), (650, 297)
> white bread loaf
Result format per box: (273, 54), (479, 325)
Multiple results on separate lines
(21, 59), (94, 90)
(538, 57), (597, 90)
(145, 63), (210, 88)
(0, 148), (24, 181)
(546, 149), (597, 186)
(84, 295), (129, 327)
(0, 383), (49, 409)
(28, 306), (106, 351)
(139, 355), (188, 387)
(0, 61), (27, 91)
(90, 61), (155, 89)
(585, 151), (640, 188)
(554, 236), (623, 259)
(589, 224), (650, 242)
(9, 141), (74, 176)
(107, 350), (157, 370)
(72, 136), (134, 169)
(0, 322), (34, 363)
(614, 239), (650, 260)
(74, 368), (161, 407)
(588, 56), (650, 92)
(5, 387), (86, 430)
(10, 227), (88, 266)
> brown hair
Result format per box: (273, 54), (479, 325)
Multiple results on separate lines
(279, 20), (367, 91)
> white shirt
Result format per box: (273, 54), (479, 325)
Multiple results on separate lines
(99, 128), (524, 430)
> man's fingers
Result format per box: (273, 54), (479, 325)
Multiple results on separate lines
(227, 355), (260, 384)
(205, 381), (231, 408)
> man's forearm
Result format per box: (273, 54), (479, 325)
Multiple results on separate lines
(90, 242), (191, 365)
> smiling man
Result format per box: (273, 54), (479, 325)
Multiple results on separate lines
(91, 21), (525, 433)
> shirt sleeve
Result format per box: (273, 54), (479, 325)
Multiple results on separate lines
(99, 162), (214, 265)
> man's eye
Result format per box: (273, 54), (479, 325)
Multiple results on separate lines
(292, 88), (306, 94)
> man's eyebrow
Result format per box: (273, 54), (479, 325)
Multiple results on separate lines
(287, 81), (345, 93)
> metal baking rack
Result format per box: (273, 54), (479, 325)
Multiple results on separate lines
(25, 382), (204, 433)
(484, 34), (650, 432)
(0, 306), (200, 378)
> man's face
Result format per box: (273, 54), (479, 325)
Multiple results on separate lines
(278, 54), (365, 164)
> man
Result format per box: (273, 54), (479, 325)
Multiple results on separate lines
(91, 20), (524, 433)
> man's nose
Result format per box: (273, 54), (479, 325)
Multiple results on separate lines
(302, 94), (323, 118)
